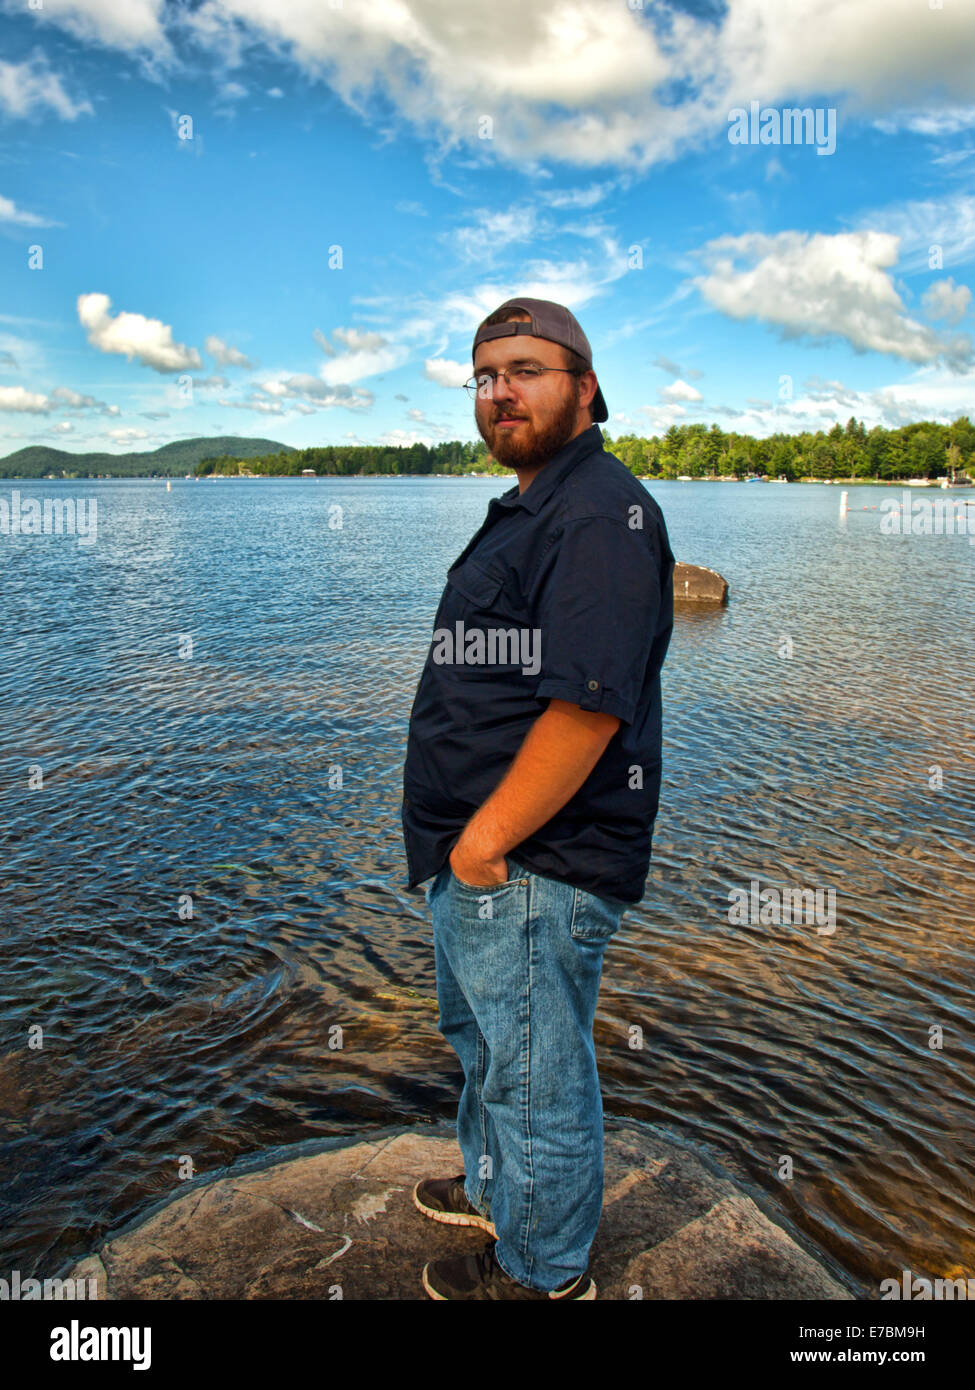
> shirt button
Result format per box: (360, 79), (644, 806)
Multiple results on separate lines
(587, 679), (599, 691)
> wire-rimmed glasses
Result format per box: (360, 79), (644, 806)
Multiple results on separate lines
(464, 364), (582, 399)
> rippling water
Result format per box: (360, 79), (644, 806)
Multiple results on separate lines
(1, 475), (973, 1296)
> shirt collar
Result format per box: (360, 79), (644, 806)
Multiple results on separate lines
(492, 424), (604, 516)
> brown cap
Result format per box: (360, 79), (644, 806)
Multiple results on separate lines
(472, 296), (608, 423)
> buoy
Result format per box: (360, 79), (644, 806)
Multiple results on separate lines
(839, 490), (849, 516)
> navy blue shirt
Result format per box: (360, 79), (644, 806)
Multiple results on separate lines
(401, 423), (674, 904)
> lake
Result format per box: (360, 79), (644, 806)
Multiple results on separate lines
(1, 473), (973, 1297)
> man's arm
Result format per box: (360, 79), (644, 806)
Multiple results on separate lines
(449, 698), (621, 887)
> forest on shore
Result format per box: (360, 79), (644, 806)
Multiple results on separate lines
(196, 415), (975, 482)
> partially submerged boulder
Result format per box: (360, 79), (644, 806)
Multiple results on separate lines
(65, 1121), (854, 1300)
(674, 561), (729, 605)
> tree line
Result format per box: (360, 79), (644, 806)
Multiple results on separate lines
(197, 416), (975, 481)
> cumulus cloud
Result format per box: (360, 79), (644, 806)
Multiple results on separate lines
(205, 334), (253, 368)
(922, 277), (972, 325)
(0, 52), (93, 121)
(49, 385), (118, 415)
(106, 427), (150, 443)
(693, 230), (973, 370)
(0, 385), (50, 413)
(19, 0), (171, 55)
(255, 374), (374, 410)
(424, 357), (468, 389)
(313, 328), (407, 385)
(660, 379), (703, 402)
(22, 0), (970, 168)
(77, 292), (203, 372)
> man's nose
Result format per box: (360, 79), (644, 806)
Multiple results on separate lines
(491, 372), (517, 402)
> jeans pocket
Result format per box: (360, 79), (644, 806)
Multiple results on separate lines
(569, 886), (626, 942)
(448, 857), (525, 893)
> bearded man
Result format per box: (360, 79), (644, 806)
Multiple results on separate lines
(402, 297), (674, 1299)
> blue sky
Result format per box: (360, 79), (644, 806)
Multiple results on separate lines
(1, 0), (974, 454)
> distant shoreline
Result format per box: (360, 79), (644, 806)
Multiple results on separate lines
(4, 474), (971, 487)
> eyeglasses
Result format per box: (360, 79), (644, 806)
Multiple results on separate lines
(464, 364), (582, 399)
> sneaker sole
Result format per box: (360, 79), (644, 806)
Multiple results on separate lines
(421, 1262), (597, 1300)
(412, 1182), (497, 1238)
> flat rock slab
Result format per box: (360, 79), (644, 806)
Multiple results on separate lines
(67, 1123), (853, 1300)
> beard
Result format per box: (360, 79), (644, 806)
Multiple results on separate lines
(477, 389), (579, 470)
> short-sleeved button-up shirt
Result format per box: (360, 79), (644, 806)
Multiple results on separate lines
(401, 423), (674, 904)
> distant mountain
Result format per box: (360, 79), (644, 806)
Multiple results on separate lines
(0, 436), (296, 479)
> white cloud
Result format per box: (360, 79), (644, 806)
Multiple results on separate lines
(453, 207), (539, 264)
(424, 357), (468, 389)
(106, 427), (150, 443)
(661, 365), (975, 438)
(255, 374), (374, 409)
(314, 328), (407, 385)
(78, 292), (203, 372)
(857, 193), (975, 272)
(0, 53), (93, 121)
(0, 385), (50, 413)
(660, 379), (703, 402)
(693, 230), (973, 370)
(205, 334), (253, 368)
(922, 277), (972, 325)
(16, 1), (975, 167)
(21, 0), (170, 53)
(218, 396), (284, 415)
(542, 182), (618, 210)
(0, 193), (58, 227)
(174, 2), (975, 168)
(50, 385), (115, 413)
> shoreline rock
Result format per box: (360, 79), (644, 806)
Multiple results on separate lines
(674, 561), (729, 605)
(65, 1121), (856, 1300)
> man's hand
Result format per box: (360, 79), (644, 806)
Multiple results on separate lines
(448, 842), (510, 889)
(448, 699), (621, 885)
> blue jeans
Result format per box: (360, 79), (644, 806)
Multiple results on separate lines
(425, 855), (626, 1292)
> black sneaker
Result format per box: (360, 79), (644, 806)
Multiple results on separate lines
(412, 1173), (497, 1237)
(422, 1241), (597, 1300)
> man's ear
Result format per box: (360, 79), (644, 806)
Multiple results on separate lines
(578, 369), (598, 414)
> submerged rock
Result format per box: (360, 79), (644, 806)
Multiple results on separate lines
(674, 561), (729, 604)
(65, 1122), (854, 1300)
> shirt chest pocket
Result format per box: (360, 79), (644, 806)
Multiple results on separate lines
(435, 561), (539, 679)
(440, 559), (508, 625)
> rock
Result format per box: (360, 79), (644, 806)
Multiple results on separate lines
(674, 561), (729, 604)
(64, 1122), (854, 1300)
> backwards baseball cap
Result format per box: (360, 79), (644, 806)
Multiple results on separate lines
(472, 296), (608, 423)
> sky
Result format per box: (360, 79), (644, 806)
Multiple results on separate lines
(1, 0), (974, 455)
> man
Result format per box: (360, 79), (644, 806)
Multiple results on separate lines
(401, 296), (674, 1299)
